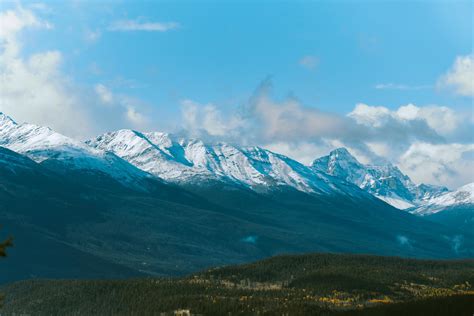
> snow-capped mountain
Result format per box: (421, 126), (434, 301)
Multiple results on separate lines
(411, 183), (473, 215)
(311, 148), (448, 209)
(0, 113), (149, 185)
(87, 129), (364, 197)
(0, 113), (371, 198)
(0, 112), (452, 207)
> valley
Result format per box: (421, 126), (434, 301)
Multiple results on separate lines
(2, 253), (473, 315)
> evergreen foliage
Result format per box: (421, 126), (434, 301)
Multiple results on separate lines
(2, 253), (473, 315)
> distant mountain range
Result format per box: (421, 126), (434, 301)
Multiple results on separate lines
(411, 182), (473, 215)
(2, 111), (469, 212)
(310, 147), (472, 230)
(0, 112), (472, 283)
(86, 129), (354, 196)
(311, 147), (449, 209)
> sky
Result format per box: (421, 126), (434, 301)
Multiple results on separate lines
(0, 0), (473, 189)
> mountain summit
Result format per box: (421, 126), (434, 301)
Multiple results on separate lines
(412, 182), (474, 215)
(1, 112), (473, 283)
(311, 148), (448, 209)
(87, 130), (361, 197)
(0, 113), (150, 186)
(0, 112), (458, 211)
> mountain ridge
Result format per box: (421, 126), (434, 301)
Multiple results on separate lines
(411, 182), (473, 215)
(87, 129), (369, 198)
(0, 112), (469, 215)
(1, 112), (473, 283)
(311, 147), (449, 209)
(0, 113), (153, 189)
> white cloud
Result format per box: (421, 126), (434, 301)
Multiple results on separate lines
(399, 143), (474, 188)
(0, 6), (51, 39)
(93, 84), (150, 128)
(365, 142), (391, 159)
(1, 6), (470, 189)
(350, 103), (461, 136)
(264, 141), (344, 165)
(178, 82), (473, 188)
(0, 6), (154, 138)
(438, 54), (474, 97)
(248, 81), (348, 142)
(0, 6), (92, 137)
(179, 81), (350, 144)
(95, 84), (113, 104)
(403, 105), (460, 135)
(181, 99), (246, 138)
(348, 103), (392, 128)
(0, 5), (52, 57)
(299, 55), (319, 70)
(108, 19), (179, 32)
(125, 106), (147, 126)
(374, 83), (431, 90)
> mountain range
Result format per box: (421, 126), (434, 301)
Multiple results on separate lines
(1, 112), (470, 213)
(311, 147), (449, 209)
(0, 112), (472, 283)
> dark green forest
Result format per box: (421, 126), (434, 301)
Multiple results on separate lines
(2, 253), (473, 315)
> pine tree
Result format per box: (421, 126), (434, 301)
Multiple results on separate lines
(0, 236), (13, 257)
(0, 230), (13, 307)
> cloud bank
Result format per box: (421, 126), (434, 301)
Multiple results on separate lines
(438, 54), (474, 97)
(0, 6), (93, 137)
(0, 6), (153, 138)
(0, 6), (471, 189)
(180, 79), (473, 189)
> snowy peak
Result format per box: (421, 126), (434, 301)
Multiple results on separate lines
(2, 112), (445, 203)
(412, 183), (473, 215)
(0, 112), (91, 158)
(312, 148), (366, 184)
(311, 147), (447, 209)
(0, 116), (149, 185)
(328, 147), (360, 164)
(87, 129), (196, 182)
(414, 183), (449, 202)
(0, 122), (83, 159)
(88, 130), (358, 195)
(0, 112), (16, 126)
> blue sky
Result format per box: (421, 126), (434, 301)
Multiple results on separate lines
(13, 1), (473, 115)
(0, 0), (473, 188)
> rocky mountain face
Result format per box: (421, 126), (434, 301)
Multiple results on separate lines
(0, 112), (466, 213)
(1, 112), (472, 283)
(411, 182), (473, 215)
(0, 113), (159, 190)
(311, 148), (448, 209)
(86, 129), (369, 198)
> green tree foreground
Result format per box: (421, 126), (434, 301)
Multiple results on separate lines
(0, 230), (13, 307)
(0, 236), (13, 257)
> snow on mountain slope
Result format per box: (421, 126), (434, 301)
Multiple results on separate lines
(311, 148), (448, 209)
(375, 196), (415, 210)
(0, 113), (149, 185)
(87, 130), (363, 196)
(411, 183), (473, 215)
(2, 112), (447, 204)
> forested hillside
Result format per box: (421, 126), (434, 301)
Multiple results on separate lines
(2, 253), (473, 315)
